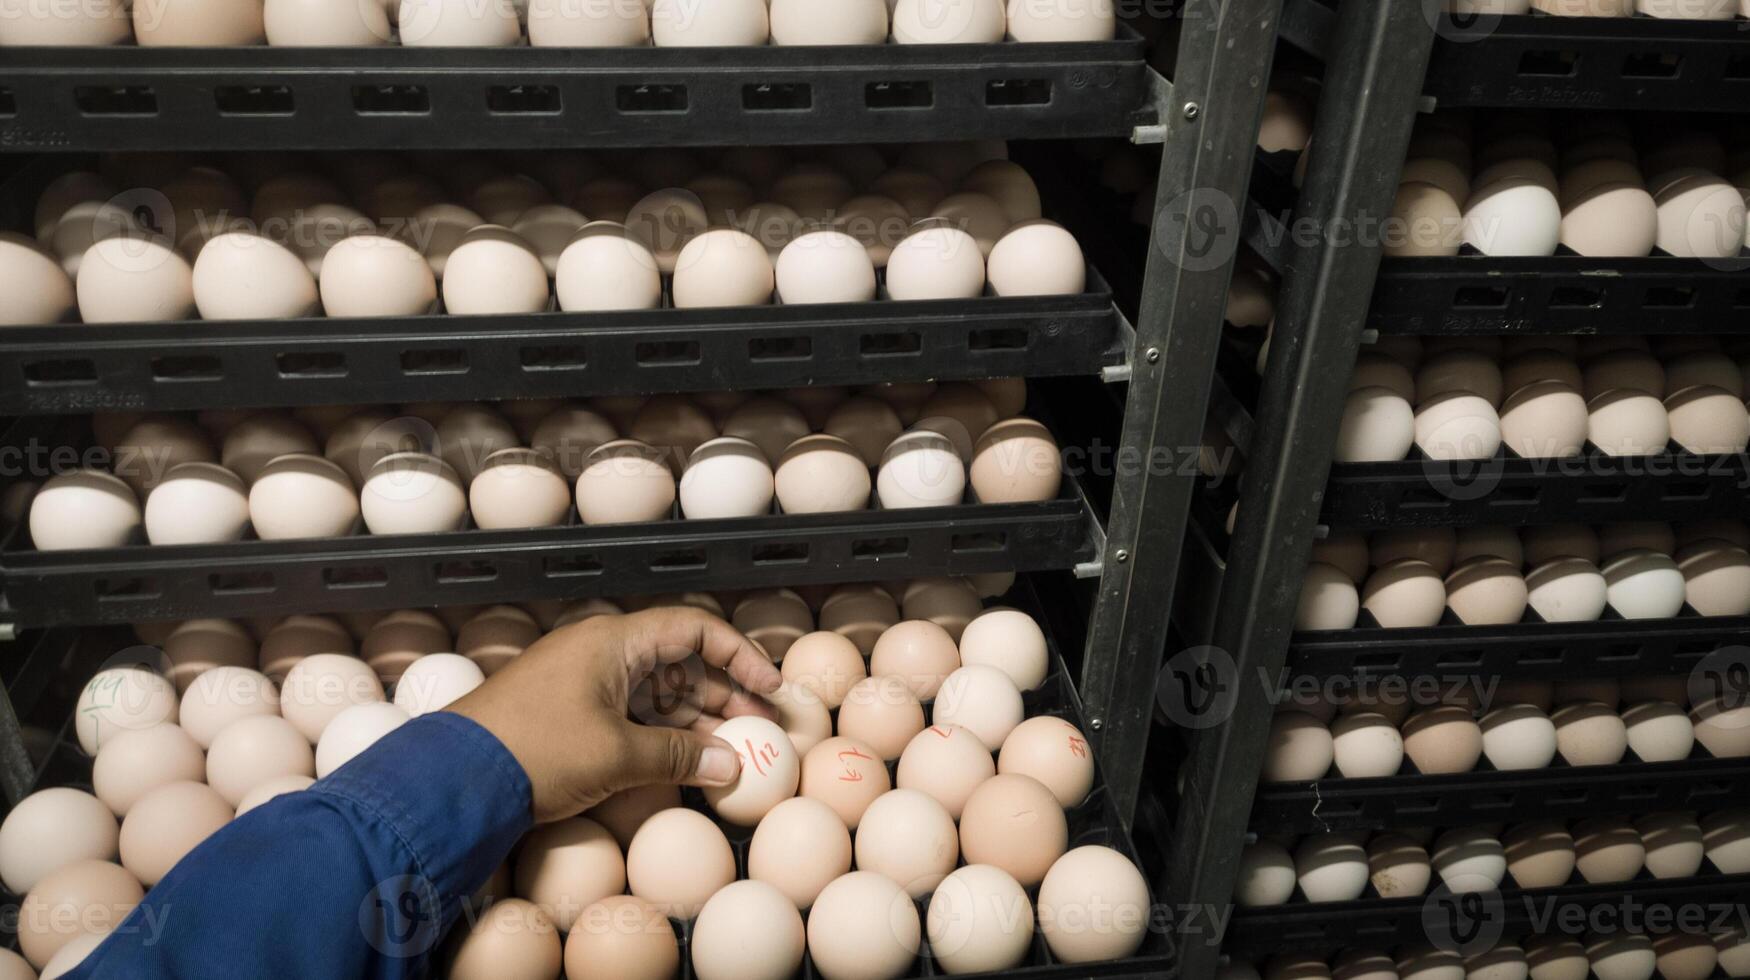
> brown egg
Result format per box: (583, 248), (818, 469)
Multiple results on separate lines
(163, 618), (256, 692)
(998, 715), (1095, 808)
(959, 773), (1067, 888)
(114, 416), (217, 495)
(721, 397), (810, 467)
(625, 808), (735, 919)
(780, 631), (866, 709)
(258, 614), (353, 682)
(470, 448), (573, 530)
(773, 435), (872, 514)
(817, 585), (899, 656)
(870, 620), (961, 700)
(19, 860), (142, 969)
(565, 897), (679, 980)
(435, 404), (518, 485)
(135, 0), (263, 45)
(1402, 706), (1483, 774)
(823, 397), (905, 469)
(514, 817), (626, 933)
(970, 418), (1062, 504)
(575, 441), (677, 525)
(361, 610), (450, 684)
(799, 736), (890, 830)
(457, 606), (540, 676)
(837, 676), (925, 760)
(901, 578), (984, 643)
(1503, 821), (1577, 889)
(585, 785), (682, 852)
(118, 781), (231, 887)
(449, 899), (562, 980)
(732, 589), (814, 662)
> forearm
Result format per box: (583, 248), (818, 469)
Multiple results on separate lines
(69, 712), (533, 980)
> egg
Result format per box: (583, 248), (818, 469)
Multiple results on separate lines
(0, 232), (76, 324)
(1500, 820), (1577, 889)
(892, 0), (1003, 41)
(733, 590), (814, 661)
(397, 0), (519, 43)
(563, 897), (677, 980)
(835, 676), (924, 761)
(799, 736), (890, 829)
(248, 454), (359, 540)
(457, 606), (540, 676)
(669, 228), (773, 308)
(385, 653), (481, 718)
(462, 448), (571, 529)
(1368, 832), (1432, 898)
(18, 859), (142, 969)
(1430, 826), (1507, 893)
(1550, 700), (1629, 766)
(1613, 701), (1694, 765)
(1236, 840), (1296, 907)
(279, 652), (385, 742)
(1481, 703), (1558, 769)
(191, 232), (317, 319)
(1499, 381), (1588, 458)
(885, 225), (986, 300)
(992, 716), (1091, 809)
(1694, 697), (1750, 757)
(359, 611), (449, 683)
(260, 614), (354, 681)
(73, 667), (177, 757)
(205, 713), (315, 807)
(895, 724), (996, 820)
(1403, 706), (1484, 774)
(740, 797), (852, 912)
(163, 621), (256, 691)
(1572, 816), (1645, 884)
(1334, 387), (1415, 462)
(134, 0), (262, 43)
(780, 632), (866, 709)
(675, 437), (774, 520)
(902, 578), (983, 641)
(442, 226), (550, 314)
(545, 222), (661, 310)
(1702, 809), (1750, 872)
(650, 0), (767, 45)
(1295, 563), (1362, 631)
(222, 414), (318, 483)
(355, 452), (464, 535)
(1601, 548), (1686, 619)
(980, 221), (1089, 300)
(574, 440), (676, 525)
(917, 864), (1032, 975)
(770, 230), (877, 305)
(625, 808), (735, 919)
(1386, 182), (1464, 257)
(1637, 812), (1705, 879)
(28, 470), (141, 551)
(311, 701), (404, 780)
(701, 716), (800, 826)
(1328, 711), (1405, 778)
(1654, 171), (1746, 258)
(870, 620), (961, 700)
(264, 0), (390, 42)
(316, 235), (436, 316)
(0, 789), (118, 896)
(1262, 710), (1334, 782)
(1718, 931), (1750, 978)
(1415, 392), (1502, 460)
(230, 773), (313, 816)
(966, 417), (1062, 504)
(74, 233), (195, 323)
(117, 780), (231, 887)
(951, 609), (1047, 694)
(1398, 947), (1467, 980)
(959, 773), (1066, 887)
(877, 429), (967, 509)
(1360, 559), (1447, 628)
(1667, 385), (1750, 455)
(137, 462), (247, 545)
(512, 817), (625, 934)
(1561, 182), (1657, 257)
(1463, 178), (1561, 256)
(1526, 557), (1609, 622)
(818, 586), (901, 656)
(1296, 834), (1370, 902)
(436, 899), (560, 980)
(852, 790), (959, 900)
(0, 0), (129, 42)
(88, 722), (203, 819)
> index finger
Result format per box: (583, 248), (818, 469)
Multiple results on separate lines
(623, 606), (782, 698)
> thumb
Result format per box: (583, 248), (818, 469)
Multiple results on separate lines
(618, 723), (742, 789)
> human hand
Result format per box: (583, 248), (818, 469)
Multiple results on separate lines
(449, 606), (782, 823)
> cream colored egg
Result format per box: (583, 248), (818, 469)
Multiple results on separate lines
(1004, 0), (1113, 39)
(526, 0), (648, 44)
(768, 0), (885, 42)
(773, 230), (877, 304)
(1675, 540), (1750, 616)
(886, 225), (986, 300)
(1502, 821), (1577, 890)
(449, 899), (563, 980)
(986, 219), (1086, 297)
(1415, 392), (1502, 460)
(747, 797), (851, 910)
(702, 716), (801, 826)
(314, 701), (407, 777)
(1361, 559), (1446, 628)
(1619, 699), (1695, 762)
(625, 808), (736, 919)
(442, 226), (550, 315)
(134, 0), (262, 44)
(1296, 562), (1361, 630)
(178, 666), (279, 749)
(1551, 700), (1629, 766)
(318, 235), (436, 316)
(90, 721), (204, 820)
(1431, 826), (1507, 893)
(1500, 381), (1588, 458)
(1368, 832), (1432, 898)
(1262, 710), (1333, 782)
(114, 780), (230, 890)
(1525, 556), (1609, 623)
(0, 0), (129, 42)
(265, 0), (390, 43)
(1036, 845), (1149, 964)
(391, 653), (484, 717)
(1329, 711), (1404, 778)
(957, 607), (1048, 692)
(247, 454), (358, 540)
(1588, 388), (1670, 456)
(192, 232), (318, 320)
(575, 440), (675, 524)
(564, 897), (679, 980)
(1655, 170), (1747, 258)
(1561, 182), (1657, 257)
(931, 664), (1023, 751)
(1602, 548), (1686, 619)
(468, 448), (572, 529)
(17, 860), (140, 970)
(513, 816), (624, 933)
(0, 232), (76, 324)
(1445, 557), (1528, 625)
(76, 234), (195, 323)
(1335, 386), (1415, 462)
(1293, 834), (1370, 903)
(397, 0), (520, 44)
(895, 724), (993, 820)
(1386, 182), (1463, 257)
(1236, 840), (1296, 907)
(359, 452), (466, 534)
(854, 789), (959, 899)
(651, 0), (767, 45)
(279, 652), (384, 743)
(1481, 703), (1559, 769)
(892, 0), (1004, 42)
(1666, 385), (1750, 455)
(1638, 812), (1705, 879)
(672, 228), (774, 308)
(1402, 705), (1483, 774)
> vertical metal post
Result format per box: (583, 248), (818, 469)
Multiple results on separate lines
(1080, 0), (1289, 826)
(1161, 4), (1436, 977)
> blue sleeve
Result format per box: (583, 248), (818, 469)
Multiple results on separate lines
(68, 711), (533, 980)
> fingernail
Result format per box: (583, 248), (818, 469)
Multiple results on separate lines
(697, 746), (740, 785)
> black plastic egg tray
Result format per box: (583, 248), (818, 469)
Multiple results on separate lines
(0, 30), (1152, 152)
(1369, 255), (1750, 337)
(1223, 871), (1750, 958)
(1250, 756), (1750, 836)
(1286, 610), (1750, 685)
(1320, 451), (1750, 530)
(0, 596), (1176, 978)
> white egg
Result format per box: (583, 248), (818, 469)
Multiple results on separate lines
(442, 226), (550, 315)
(679, 438), (774, 519)
(702, 717), (800, 826)
(1481, 704), (1558, 770)
(651, 0), (767, 45)
(885, 225), (986, 300)
(1463, 178), (1561, 256)
(143, 462), (249, 545)
(877, 429), (967, 509)
(1431, 826), (1507, 893)
(469, 448), (573, 529)
(74, 667), (178, 756)
(393, 653), (485, 716)
(892, 0), (1004, 42)
(360, 452), (467, 535)
(1334, 387), (1415, 462)
(672, 228), (774, 308)
(554, 222), (664, 311)
(319, 235), (436, 317)
(76, 235), (195, 323)
(248, 455), (359, 540)
(774, 230), (877, 304)
(986, 220), (1086, 297)
(397, 0), (520, 45)
(769, 0), (886, 43)
(315, 702), (410, 777)
(191, 232), (318, 320)
(1601, 548), (1687, 619)
(1295, 834), (1370, 902)
(28, 470), (140, 551)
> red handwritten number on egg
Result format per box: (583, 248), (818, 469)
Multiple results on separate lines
(928, 726), (952, 739)
(1067, 736), (1089, 759)
(741, 739), (781, 777)
(835, 745), (874, 782)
